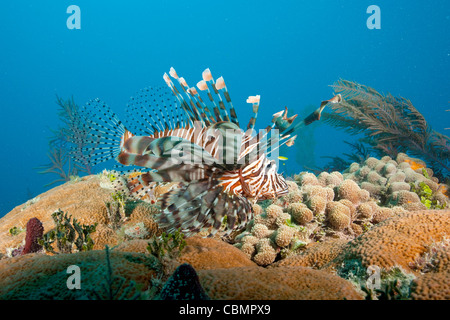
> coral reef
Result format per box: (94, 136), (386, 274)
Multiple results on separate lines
(324, 210), (450, 273)
(342, 153), (449, 210)
(197, 266), (363, 300)
(322, 79), (450, 180)
(1, 159), (449, 300)
(0, 249), (158, 299)
(411, 270), (450, 300)
(269, 239), (348, 269)
(234, 163), (413, 266)
(0, 175), (163, 255)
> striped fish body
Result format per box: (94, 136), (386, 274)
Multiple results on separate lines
(74, 68), (341, 236)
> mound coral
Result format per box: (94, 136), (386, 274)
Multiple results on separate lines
(235, 203), (310, 265)
(325, 210), (450, 273)
(235, 163), (415, 265)
(287, 203), (313, 224)
(269, 239), (349, 269)
(411, 271), (450, 300)
(197, 266), (363, 300)
(0, 249), (158, 299)
(178, 237), (256, 270)
(342, 153), (449, 210)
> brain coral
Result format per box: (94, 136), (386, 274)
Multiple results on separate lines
(197, 266), (363, 300)
(274, 225), (296, 248)
(236, 200), (312, 266)
(253, 238), (278, 266)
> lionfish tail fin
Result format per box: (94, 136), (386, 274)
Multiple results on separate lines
(157, 179), (253, 237)
(71, 98), (126, 169)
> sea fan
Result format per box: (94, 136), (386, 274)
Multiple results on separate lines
(322, 79), (450, 179)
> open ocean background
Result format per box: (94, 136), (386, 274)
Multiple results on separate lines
(0, 0), (448, 217)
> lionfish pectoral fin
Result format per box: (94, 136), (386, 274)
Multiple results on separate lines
(71, 98), (126, 168)
(120, 132), (155, 154)
(157, 180), (253, 237)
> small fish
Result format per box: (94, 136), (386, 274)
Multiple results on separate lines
(278, 156), (288, 161)
(73, 68), (340, 236)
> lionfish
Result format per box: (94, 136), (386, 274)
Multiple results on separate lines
(74, 68), (341, 236)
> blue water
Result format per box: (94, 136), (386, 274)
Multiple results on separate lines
(0, 0), (448, 217)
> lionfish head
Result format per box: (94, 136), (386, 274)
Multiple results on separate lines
(253, 158), (289, 201)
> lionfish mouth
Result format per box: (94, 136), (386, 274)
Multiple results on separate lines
(73, 67), (341, 236)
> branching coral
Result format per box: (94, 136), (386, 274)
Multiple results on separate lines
(322, 79), (450, 180)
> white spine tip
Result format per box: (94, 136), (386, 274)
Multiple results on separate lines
(179, 77), (188, 87)
(215, 76), (226, 90)
(272, 110), (284, 119)
(286, 135), (297, 147)
(246, 95), (260, 104)
(169, 67), (179, 79)
(202, 68), (213, 81)
(163, 73), (171, 85)
(197, 80), (208, 91)
(188, 87), (198, 95)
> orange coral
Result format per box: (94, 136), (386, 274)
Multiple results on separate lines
(411, 271), (450, 300)
(197, 266), (363, 300)
(325, 210), (450, 273)
(404, 159), (426, 171)
(178, 237), (256, 270)
(269, 240), (348, 269)
(0, 250), (157, 299)
(0, 176), (112, 254)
